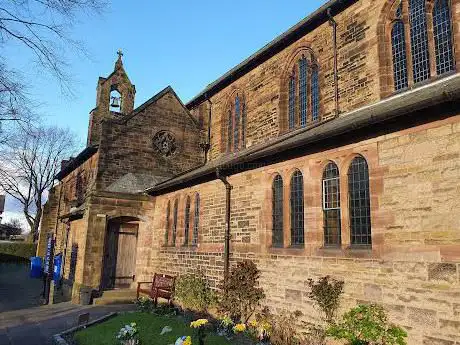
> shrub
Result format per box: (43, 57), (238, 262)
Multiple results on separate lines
(327, 304), (408, 345)
(134, 297), (154, 313)
(269, 310), (305, 345)
(174, 271), (216, 312)
(218, 260), (265, 323)
(0, 242), (36, 262)
(307, 275), (344, 323)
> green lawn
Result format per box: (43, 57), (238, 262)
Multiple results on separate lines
(74, 313), (237, 345)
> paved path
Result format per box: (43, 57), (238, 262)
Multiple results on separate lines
(0, 303), (136, 345)
(0, 263), (43, 313)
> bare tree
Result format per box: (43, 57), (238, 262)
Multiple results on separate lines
(0, 125), (77, 240)
(0, 0), (108, 142)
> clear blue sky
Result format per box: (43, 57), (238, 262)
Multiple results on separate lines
(8, 0), (328, 144)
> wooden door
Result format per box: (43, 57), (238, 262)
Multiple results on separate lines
(114, 223), (138, 288)
(102, 222), (138, 290)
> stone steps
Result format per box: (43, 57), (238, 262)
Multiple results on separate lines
(93, 289), (137, 306)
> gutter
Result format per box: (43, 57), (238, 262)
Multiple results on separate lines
(146, 73), (460, 195)
(216, 168), (232, 279)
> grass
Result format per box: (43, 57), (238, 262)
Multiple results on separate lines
(74, 313), (238, 345)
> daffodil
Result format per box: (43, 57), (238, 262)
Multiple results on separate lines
(233, 323), (246, 333)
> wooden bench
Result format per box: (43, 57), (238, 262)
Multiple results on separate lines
(136, 273), (175, 306)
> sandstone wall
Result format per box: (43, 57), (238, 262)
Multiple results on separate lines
(142, 114), (460, 345)
(97, 90), (204, 191)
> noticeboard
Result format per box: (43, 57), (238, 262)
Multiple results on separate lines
(43, 234), (55, 275)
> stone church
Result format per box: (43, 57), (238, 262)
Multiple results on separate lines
(38, 0), (460, 343)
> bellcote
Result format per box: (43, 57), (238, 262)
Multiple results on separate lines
(87, 51), (136, 146)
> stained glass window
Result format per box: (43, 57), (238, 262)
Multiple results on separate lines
(241, 102), (246, 149)
(272, 175), (284, 247)
(348, 156), (372, 247)
(172, 199), (178, 245)
(311, 66), (320, 122)
(288, 73), (296, 130)
(184, 196), (191, 245)
(299, 57), (308, 127)
(392, 20), (409, 90)
(290, 170), (304, 246)
(433, 0), (455, 75)
(192, 193), (200, 246)
(322, 162), (341, 246)
(227, 109), (233, 152)
(234, 95), (240, 151)
(165, 201), (170, 245)
(409, 0), (430, 83)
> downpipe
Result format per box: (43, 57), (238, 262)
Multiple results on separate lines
(216, 168), (232, 279)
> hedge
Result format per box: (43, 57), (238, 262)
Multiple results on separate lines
(0, 242), (37, 262)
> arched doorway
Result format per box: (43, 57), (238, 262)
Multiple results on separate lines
(101, 216), (139, 290)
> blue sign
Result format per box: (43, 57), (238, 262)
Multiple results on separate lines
(44, 235), (54, 275)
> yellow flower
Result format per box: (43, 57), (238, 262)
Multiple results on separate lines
(190, 319), (208, 328)
(183, 336), (192, 345)
(249, 320), (258, 328)
(233, 323), (246, 333)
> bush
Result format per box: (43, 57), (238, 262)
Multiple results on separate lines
(135, 296), (155, 313)
(307, 275), (344, 323)
(0, 242), (36, 261)
(174, 271), (216, 312)
(327, 304), (407, 345)
(218, 260), (265, 323)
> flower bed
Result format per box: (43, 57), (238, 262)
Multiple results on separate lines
(73, 313), (248, 345)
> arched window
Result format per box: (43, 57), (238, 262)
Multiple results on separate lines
(192, 193), (200, 246)
(172, 199), (179, 245)
(290, 170), (304, 246)
(285, 50), (320, 132)
(226, 93), (247, 152)
(387, 0), (455, 93)
(165, 201), (170, 245)
(272, 175), (284, 247)
(311, 66), (320, 122)
(348, 156), (372, 247)
(183, 196), (191, 245)
(322, 162), (341, 247)
(433, 0), (455, 75)
(391, 3), (409, 90)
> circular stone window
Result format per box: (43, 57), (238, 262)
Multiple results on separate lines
(152, 130), (177, 157)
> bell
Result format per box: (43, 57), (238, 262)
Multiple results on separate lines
(110, 96), (120, 108)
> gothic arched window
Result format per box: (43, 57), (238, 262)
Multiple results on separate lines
(391, 3), (409, 90)
(226, 93), (246, 152)
(283, 50), (320, 132)
(165, 201), (170, 245)
(183, 196), (191, 245)
(272, 175), (284, 247)
(322, 162), (341, 247)
(290, 170), (304, 246)
(172, 199), (179, 245)
(387, 0), (455, 93)
(348, 156), (372, 247)
(192, 193), (200, 246)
